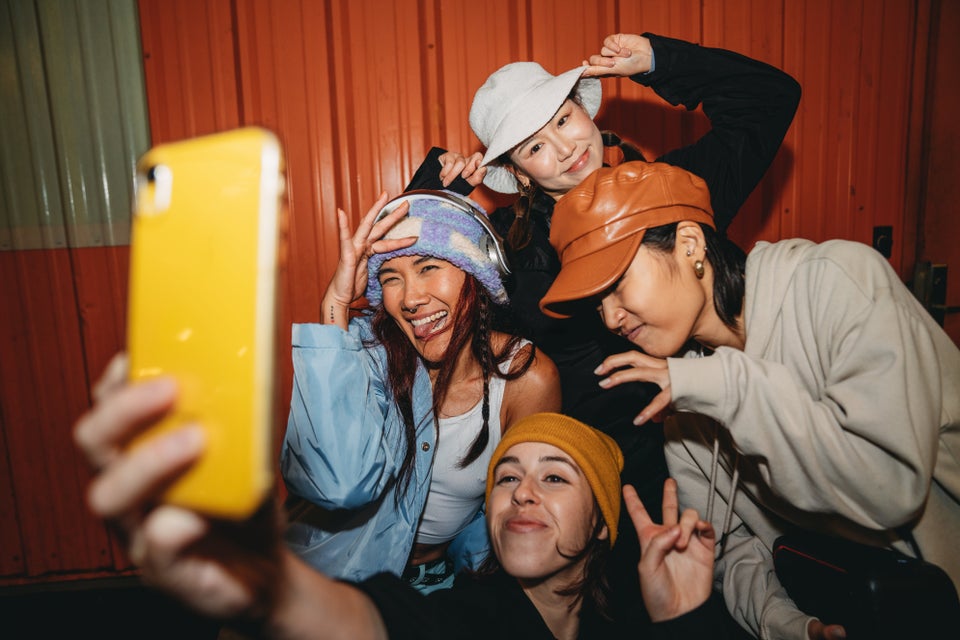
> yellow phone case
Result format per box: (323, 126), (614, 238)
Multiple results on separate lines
(127, 127), (284, 519)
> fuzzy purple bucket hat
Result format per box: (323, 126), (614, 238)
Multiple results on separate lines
(366, 192), (509, 307)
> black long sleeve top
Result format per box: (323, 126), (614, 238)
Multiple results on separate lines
(405, 33), (800, 511)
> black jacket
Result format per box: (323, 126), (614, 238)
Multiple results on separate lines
(359, 569), (732, 639)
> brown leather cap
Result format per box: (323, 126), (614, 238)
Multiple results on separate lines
(540, 162), (715, 318)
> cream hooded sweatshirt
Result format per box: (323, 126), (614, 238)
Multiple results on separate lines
(663, 238), (960, 639)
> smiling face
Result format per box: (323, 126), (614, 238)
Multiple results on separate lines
(508, 99), (604, 200)
(378, 254), (467, 362)
(487, 441), (605, 583)
(599, 242), (708, 358)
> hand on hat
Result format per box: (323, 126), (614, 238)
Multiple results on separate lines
(438, 150), (487, 188)
(628, 479), (716, 623)
(595, 350), (672, 425)
(581, 33), (653, 79)
(322, 194), (417, 328)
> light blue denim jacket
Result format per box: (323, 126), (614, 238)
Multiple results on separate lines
(280, 317), (490, 582)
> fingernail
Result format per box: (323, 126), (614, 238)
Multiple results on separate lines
(163, 424), (205, 457)
(142, 377), (177, 398)
(633, 414), (646, 426)
(598, 378), (610, 388)
(593, 365), (603, 374)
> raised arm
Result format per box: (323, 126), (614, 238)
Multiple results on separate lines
(321, 194), (415, 328)
(404, 146), (482, 194)
(628, 478), (715, 622)
(628, 478), (740, 639)
(634, 32), (801, 232)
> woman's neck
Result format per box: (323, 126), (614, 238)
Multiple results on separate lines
(694, 314), (746, 351)
(693, 281), (746, 351)
(427, 341), (480, 385)
(518, 568), (585, 640)
(427, 341), (484, 418)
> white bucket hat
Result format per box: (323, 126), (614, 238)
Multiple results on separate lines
(469, 62), (602, 194)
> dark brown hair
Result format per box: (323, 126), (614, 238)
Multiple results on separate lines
(369, 274), (536, 496)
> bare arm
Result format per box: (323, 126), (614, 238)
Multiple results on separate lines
(500, 343), (562, 430)
(268, 551), (388, 640)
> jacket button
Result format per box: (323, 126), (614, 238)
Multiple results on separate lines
(421, 442), (430, 452)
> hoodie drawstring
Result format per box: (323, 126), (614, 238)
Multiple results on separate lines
(705, 430), (740, 558)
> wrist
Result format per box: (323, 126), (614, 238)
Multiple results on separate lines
(320, 294), (352, 326)
(266, 550), (388, 640)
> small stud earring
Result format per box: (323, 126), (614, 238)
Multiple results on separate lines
(686, 249), (692, 256)
(694, 259), (705, 279)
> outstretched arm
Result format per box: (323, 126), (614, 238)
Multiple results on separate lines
(73, 354), (388, 639)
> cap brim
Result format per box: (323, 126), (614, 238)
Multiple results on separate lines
(540, 232), (644, 318)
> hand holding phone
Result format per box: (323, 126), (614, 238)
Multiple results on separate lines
(126, 127), (285, 519)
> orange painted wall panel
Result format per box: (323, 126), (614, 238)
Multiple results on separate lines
(137, 0), (241, 142)
(0, 406), (25, 577)
(0, 249), (116, 580)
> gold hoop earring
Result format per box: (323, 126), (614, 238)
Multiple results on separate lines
(694, 259), (705, 279)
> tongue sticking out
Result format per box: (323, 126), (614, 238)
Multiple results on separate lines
(412, 312), (448, 340)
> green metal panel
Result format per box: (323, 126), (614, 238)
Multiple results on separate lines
(0, 0), (149, 250)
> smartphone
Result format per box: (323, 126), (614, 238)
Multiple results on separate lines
(126, 127), (285, 519)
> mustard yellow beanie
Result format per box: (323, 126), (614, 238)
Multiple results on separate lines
(485, 412), (624, 546)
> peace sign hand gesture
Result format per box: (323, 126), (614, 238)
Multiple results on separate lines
(627, 479), (716, 622)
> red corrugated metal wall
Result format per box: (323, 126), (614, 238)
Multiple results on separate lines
(2, 0), (952, 585)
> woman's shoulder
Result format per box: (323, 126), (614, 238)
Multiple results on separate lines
(751, 238), (897, 288)
(490, 332), (553, 375)
(495, 334), (562, 421)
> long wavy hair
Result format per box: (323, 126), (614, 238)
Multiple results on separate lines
(369, 274), (537, 497)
